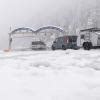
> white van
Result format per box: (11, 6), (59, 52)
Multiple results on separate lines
(80, 28), (100, 50)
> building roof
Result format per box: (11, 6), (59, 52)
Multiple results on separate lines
(80, 28), (100, 32)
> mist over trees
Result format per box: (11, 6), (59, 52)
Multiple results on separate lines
(29, 0), (100, 34)
(61, 0), (100, 33)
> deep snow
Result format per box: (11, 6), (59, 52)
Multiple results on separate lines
(0, 50), (100, 100)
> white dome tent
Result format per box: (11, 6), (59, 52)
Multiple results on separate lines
(34, 26), (66, 49)
(9, 27), (36, 50)
(8, 26), (66, 51)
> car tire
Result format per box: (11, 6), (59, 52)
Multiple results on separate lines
(62, 45), (66, 50)
(52, 46), (55, 50)
(83, 42), (92, 50)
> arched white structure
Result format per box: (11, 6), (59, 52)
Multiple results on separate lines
(9, 26), (66, 50)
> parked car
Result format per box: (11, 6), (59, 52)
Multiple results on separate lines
(31, 41), (46, 50)
(80, 28), (100, 50)
(51, 35), (79, 50)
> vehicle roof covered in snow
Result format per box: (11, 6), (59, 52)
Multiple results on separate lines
(80, 28), (100, 32)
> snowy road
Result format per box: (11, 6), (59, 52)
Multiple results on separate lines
(0, 50), (100, 100)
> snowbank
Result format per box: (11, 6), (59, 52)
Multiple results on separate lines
(0, 50), (100, 100)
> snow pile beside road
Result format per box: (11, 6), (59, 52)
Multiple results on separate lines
(0, 50), (100, 100)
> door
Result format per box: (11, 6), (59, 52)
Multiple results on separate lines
(97, 35), (100, 46)
(85, 33), (90, 42)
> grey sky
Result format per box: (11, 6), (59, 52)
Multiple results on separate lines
(0, 0), (96, 49)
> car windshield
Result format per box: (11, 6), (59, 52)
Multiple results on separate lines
(69, 36), (77, 43)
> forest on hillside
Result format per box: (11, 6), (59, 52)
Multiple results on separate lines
(29, 0), (100, 34)
(55, 0), (100, 34)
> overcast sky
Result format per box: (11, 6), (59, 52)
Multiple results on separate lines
(0, 0), (96, 49)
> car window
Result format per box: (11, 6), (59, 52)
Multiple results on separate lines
(69, 36), (77, 43)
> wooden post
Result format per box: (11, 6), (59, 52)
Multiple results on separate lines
(9, 33), (12, 50)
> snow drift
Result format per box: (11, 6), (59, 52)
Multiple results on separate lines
(0, 50), (100, 100)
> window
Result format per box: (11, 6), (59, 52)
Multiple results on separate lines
(98, 36), (100, 39)
(69, 36), (77, 43)
(81, 35), (85, 39)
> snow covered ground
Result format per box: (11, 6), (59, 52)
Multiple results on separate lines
(0, 49), (100, 100)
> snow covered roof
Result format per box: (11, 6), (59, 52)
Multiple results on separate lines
(80, 28), (100, 32)
(11, 27), (35, 34)
(35, 26), (66, 33)
(10, 26), (66, 35)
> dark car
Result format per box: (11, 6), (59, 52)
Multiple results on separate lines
(31, 41), (46, 50)
(52, 35), (79, 50)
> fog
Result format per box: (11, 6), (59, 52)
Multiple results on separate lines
(0, 0), (97, 49)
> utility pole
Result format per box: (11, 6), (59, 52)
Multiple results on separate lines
(8, 26), (12, 50)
